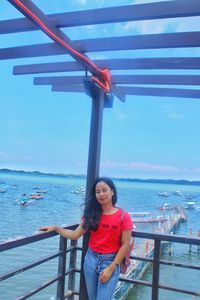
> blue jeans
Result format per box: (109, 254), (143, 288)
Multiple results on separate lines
(83, 248), (120, 300)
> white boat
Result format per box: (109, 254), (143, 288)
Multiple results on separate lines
(184, 201), (196, 209)
(184, 195), (193, 200)
(158, 192), (170, 197)
(36, 190), (48, 194)
(173, 190), (183, 196)
(30, 194), (44, 200)
(71, 186), (86, 194)
(159, 203), (175, 211)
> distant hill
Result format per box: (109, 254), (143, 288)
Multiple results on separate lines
(0, 168), (200, 186)
(114, 177), (200, 186)
(0, 168), (85, 179)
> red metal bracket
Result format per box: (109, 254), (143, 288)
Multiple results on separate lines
(91, 68), (111, 92)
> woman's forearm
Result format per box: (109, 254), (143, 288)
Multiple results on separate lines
(54, 226), (77, 240)
(40, 224), (85, 240)
(109, 243), (130, 271)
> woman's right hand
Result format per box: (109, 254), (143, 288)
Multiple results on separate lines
(39, 225), (58, 232)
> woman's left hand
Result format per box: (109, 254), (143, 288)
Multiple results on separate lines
(99, 266), (113, 283)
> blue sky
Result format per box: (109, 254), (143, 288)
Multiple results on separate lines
(1, 0), (200, 180)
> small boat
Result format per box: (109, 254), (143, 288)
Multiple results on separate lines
(15, 197), (32, 206)
(19, 200), (32, 206)
(30, 194), (44, 200)
(80, 186), (85, 192)
(71, 187), (86, 194)
(36, 190), (48, 194)
(158, 192), (170, 197)
(159, 203), (175, 211)
(173, 191), (183, 196)
(32, 186), (41, 190)
(184, 201), (196, 209)
(184, 195), (193, 200)
(0, 189), (6, 193)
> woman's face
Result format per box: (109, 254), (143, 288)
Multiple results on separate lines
(95, 181), (114, 206)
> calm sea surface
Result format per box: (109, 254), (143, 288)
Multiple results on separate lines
(0, 173), (200, 300)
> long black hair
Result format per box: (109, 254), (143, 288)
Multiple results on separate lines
(82, 177), (117, 231)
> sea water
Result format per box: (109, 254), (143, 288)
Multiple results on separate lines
(0, 173), (200, 299)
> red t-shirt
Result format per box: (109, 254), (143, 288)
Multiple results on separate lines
(88, 209), (133, 254)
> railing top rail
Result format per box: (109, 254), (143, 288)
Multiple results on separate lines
(1, 226), (200, 253)
(0, 224), (78, 252)
(132, 230), (200, 245)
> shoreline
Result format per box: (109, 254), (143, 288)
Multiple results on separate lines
(1, 168), (200, 187)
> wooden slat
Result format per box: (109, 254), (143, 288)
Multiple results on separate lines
(1, 31), (200, 60)
(77, 32), (200, 52)
(52, 84), (85, 93)
(13, 58), (200, 75)
(1, 0), (200, 34)
(123, 86), (200, 99)
(34, 75), (200, 85)
(52, 84), (200, 99)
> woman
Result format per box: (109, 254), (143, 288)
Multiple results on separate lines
(40, 177), (133, 300)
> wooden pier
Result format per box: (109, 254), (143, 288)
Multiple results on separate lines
(114, 205), (187, 299)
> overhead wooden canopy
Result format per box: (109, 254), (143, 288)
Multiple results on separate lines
(1, 0), (200, 101)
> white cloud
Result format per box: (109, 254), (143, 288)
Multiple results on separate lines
(124, 19), (175, 35)
(76, 0), (87, 5)
(0, 152), (33, 163)
(162, 104), (184, 120)
(133, 0), (171, 3)
(0, 152), (10, 160)
(76, 0), (105, 5)
(85, 25), (95, 30)
(173, 16), (200, 33)
(101, 160), (200, 176)
(22, 156), (33, 162)
(169, 112), (184, 120)
(101, 160), (178, 172)
(124, 1), (200, 35)
(114, 109), (127, 121)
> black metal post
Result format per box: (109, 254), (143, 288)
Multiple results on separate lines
(151, 239), (161, 300)
(85, 90), (105, 197)
(56, 236), (67, 300)
(79, 88), (105, 300)
(68, 239), (78, 300)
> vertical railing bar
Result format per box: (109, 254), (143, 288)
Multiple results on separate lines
(151, 239), (161, 300)
(68, 239), (78, 300)
(56, 236), (67, 300)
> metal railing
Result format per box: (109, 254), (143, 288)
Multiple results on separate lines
(119, 231), (200, 300)
(0, 226), (200, 300)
